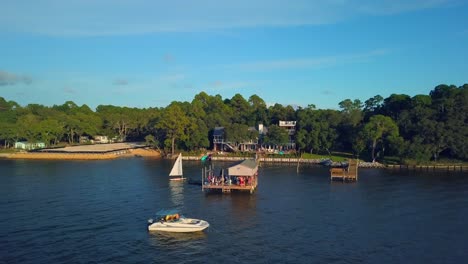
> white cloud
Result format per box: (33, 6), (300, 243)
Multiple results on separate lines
(0, 70), (32, 86)
(0, 0), (456, 36)
(233, 49), (390, 71)
(63, 87), (76, 94)
(113, 79), (129, 86)
(163, 54), (175, 63)
(322, 90), (334, 95)
(159, 73), (185, 82)
(357, 0), (454, 15)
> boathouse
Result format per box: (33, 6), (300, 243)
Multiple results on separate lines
(202, 159), (259, 194)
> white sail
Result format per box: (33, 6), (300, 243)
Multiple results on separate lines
(169, 153), (183, 177)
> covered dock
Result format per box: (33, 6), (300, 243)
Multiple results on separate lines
(202, 159), (258, 194)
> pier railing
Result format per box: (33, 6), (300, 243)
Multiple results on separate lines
(182, 155), (468, 171)
(183, 155), (327, 163)
(386, 164), (468, 172)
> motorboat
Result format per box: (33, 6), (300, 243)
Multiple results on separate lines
(148, 213), (209, 233)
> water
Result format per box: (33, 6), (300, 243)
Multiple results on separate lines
(1, 159), (467, 263)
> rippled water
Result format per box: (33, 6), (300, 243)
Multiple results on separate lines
(1, 158), (467, 263)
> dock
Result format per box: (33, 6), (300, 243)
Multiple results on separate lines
(202, 159), (258, 194)
(330, 159), (358, 182)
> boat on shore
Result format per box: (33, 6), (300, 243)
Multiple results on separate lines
(148, 212), (209, 233)
(201, 154), (212, 161)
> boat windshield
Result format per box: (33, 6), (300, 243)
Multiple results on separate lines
(162, 213), (180, 221)
(155, 209), (183, 220)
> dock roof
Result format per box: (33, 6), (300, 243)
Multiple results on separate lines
(213, 127), (224, 136)
(228, 159), (258, 176)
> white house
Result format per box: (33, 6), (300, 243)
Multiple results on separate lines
(93, 135), (109, 144)
(14, 141), (46, 150)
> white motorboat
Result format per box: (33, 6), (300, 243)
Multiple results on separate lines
(148, 213), (209, 233)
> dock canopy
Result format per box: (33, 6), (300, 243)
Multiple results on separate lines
(228, 159), (258, 176)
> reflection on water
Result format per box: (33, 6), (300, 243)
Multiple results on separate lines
(1, 159), (468, 264)
(148, 231), (207, 260)
(149, 230), (207, 243)
(168, 180), (184, 207)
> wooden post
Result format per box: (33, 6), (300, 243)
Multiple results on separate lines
(296, 153), (301, 173)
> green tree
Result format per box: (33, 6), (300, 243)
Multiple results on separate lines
(156, 103), (190, 155)
(362, 115), (399, 162)
(228, 94), (252, 125)
(363, 95), (383, 117)
(268, 103), (295, 125)
(38, 119), (64, 146)
(248, 94), (268, 125)
(264, 125), (289, 147)
(295, 129), (308, 152)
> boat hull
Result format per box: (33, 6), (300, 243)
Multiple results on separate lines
(169, 177), (186, 181)
(148, 218), (209, 233)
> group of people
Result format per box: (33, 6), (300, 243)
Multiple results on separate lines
(161, 213), (180, 222)
(204, 174), (252, 186)
(205, 173), (229, 186)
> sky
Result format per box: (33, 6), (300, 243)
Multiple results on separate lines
(1, 0), (467, 110)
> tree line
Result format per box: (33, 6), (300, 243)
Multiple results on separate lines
(0, 84), (466, 163)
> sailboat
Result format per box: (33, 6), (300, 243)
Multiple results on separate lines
(169, 153), (185, 181)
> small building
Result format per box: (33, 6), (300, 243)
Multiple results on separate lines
(202, 159), (259, 194)
(79, 136), (90, 144)
(212, 127), (225, 151)
(93, 135), (109, 144)
(278, 120), (296, 134)
(238, 126), (259, 152)
(14, 141), (45, 150)
(212, 127), (238, 152)
(213, 125), (265, 152)
(278, 120), (296, 149)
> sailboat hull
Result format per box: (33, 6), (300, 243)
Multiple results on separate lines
(169, 177), (186, 181)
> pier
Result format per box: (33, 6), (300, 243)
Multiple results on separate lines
(330, 159), (358, 182)
(386, 164), (468, 172)
(184, 155), (339, 164)
(202, 159), (258, 194)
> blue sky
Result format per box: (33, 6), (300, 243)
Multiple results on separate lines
(1, 0), (467, 110)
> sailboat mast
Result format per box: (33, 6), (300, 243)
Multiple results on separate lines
(179, 153), (183, 178)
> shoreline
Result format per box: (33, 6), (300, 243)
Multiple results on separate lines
(2, 148), (161, 160)
(2, 152), (467, 171)
(184, 155), (387, 168)
(184, 155), (468, 171)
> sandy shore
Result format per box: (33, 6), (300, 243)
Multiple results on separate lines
(3, 148), (161, 160)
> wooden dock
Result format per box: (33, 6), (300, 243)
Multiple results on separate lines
(330, 159), (358, 182)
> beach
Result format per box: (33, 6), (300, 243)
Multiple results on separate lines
(2, 143), (161, 160)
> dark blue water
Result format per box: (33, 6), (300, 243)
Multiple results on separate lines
(1, 158), (467, 263)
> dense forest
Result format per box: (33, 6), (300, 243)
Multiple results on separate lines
(1, 84), (467, 163)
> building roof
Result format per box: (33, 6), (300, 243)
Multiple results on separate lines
(279, 120), (296, 127)
(213, 127), (225, 136)
(228, 159), (258, 176)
